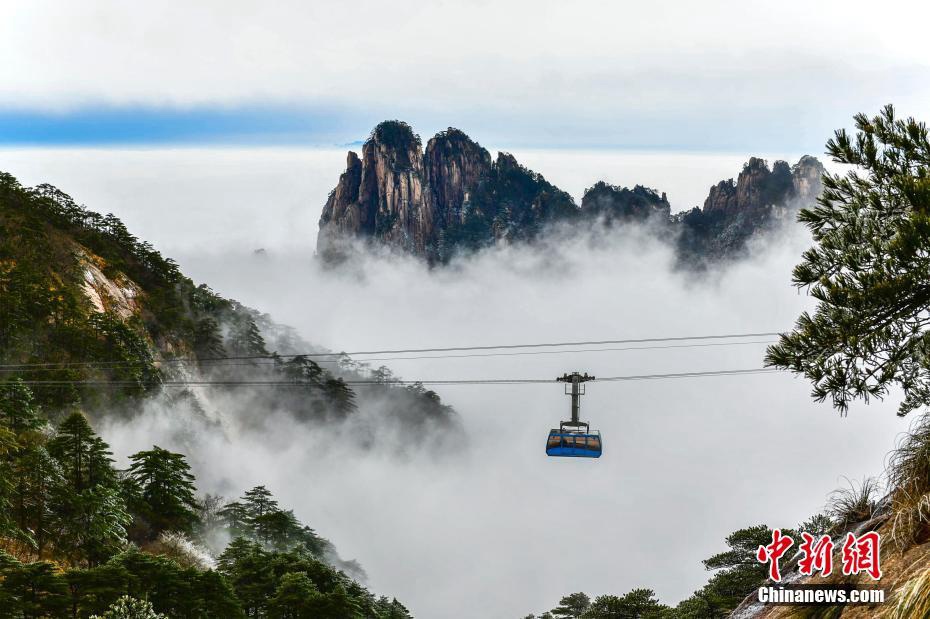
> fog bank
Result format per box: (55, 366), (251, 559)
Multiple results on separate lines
(160, 225), (904, 618)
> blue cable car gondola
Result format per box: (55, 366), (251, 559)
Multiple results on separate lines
(547, 372), (602, 458)
(546, 421), (602, 458)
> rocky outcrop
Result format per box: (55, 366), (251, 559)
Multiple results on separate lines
(425, 128), (492, 229)
(318, 121), (576, 261)
(791, 154), (824, 204)
(318, 121), (434, 258)
(78, 250), (142, 320)
(702, 156), (824, 218)
(318, 151), (364, 238)
(677, 156), (826, 264)
(581, 182), (671, 224)
(703, 157), (791, 217)
(317, 120), (825, 266)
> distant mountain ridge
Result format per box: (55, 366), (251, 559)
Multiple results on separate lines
(317, 120), (824, 265)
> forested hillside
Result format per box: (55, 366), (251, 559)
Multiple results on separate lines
(0, 171), (459, 430)
(0, 171), (451, 616)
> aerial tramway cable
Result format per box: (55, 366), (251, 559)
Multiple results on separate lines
(0, 339), (776, 373)
(0, 331), (782, 371)
(7, 367), (780, 388)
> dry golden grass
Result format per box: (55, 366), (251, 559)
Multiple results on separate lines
(0, 536), (36, 564)
(884, 566), (930, 618)
(887, 413), (930, 550)
(828, 477), (881, 528)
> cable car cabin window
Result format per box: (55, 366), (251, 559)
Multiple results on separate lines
(546, 431), (602, 458)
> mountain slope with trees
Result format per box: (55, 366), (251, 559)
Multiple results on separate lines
(0, 171), (460, 437)
(0, 171), (452, 616)
(0, 388), (411, 617)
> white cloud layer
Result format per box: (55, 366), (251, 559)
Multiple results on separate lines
(103, 224), (907, 618)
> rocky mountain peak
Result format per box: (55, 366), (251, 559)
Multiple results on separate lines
(317, 120), (825, 266)
(791, 154), (824, 203)
(425, 128), (492, 228)
(318, 121), (435, 259)
(581, 182), (671, 224)
(369, 121), (421, 156)
(495, 151), (520, 170)
(703, 156), (798, 218)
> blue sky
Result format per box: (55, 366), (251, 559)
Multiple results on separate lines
(0, 104), (837, 151)
(1, 0), (929, 151)
(0, 106), (366, 146)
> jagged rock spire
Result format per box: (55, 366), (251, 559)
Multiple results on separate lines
(317, 120), (825, 266)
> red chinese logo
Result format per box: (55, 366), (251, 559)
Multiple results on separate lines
(756, 530), (882, 582)
(798, 533), (833, 576)
(841, 531), (882, 580)
(756, 529), (794, 582)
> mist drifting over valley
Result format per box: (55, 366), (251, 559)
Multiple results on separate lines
(0, 148), (907, 617)
(3, 1), (930, 616)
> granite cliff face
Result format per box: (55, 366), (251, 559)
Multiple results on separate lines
(317, 120), (824, 265)
(701, 156), (820, 217)
(676, 155), (824, 263)
(318, 120), (576, 261)
(425, 128), (493, 230)
(318, 122), (434, 256)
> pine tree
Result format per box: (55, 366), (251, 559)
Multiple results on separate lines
(242, 485), (279, 521)
(371, 366), (397, 385)
(194, 569), (246, 619)
(552, 592), (591, 618)
(323, 378), (357, 417)
(64, 564), (132, 618)
(378, 597), (414, 619)
(767, 105), (930, 416)
(13, 445), (64, 555)
(49, 412), (119, 491)
(581, 589), (667, 618)
(218, 538), (275, 616)
(0, 427), (17, 537)
(0, 560), (70, 617)
(107, 549), (192, 615)
(227, 314), (268, 357)
(48, 412), (129, 565)
(90, 595), (166, 619)
(312, 583), (362, 619)
(193, 316), (226, 359)
(0, 382), (61, 553)
(125, 446), (199, 537)
(252, 509), (301, 551)
(218, 500), (251, 539)
(55, 485), (131, 566)
(672, 525), (777, 617)
(0, 379), (44, 436)
(268, 572), (320, 619)
(282, 356), (325, 384)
